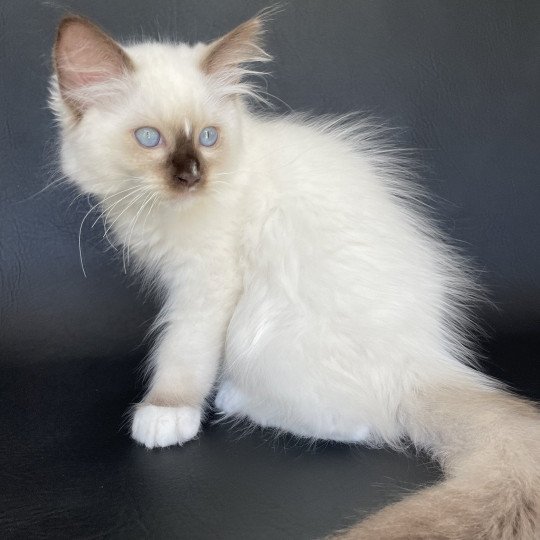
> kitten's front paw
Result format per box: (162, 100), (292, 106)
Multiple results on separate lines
(131, 404), (201, 449)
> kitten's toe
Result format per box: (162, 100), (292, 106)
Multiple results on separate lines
(131, 404), (201, 449)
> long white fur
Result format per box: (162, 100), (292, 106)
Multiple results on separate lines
(51, 14), (539, 539)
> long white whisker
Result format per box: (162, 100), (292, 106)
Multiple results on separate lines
(124, 193), (156, 270)
(106, 191), (150, 273)
(100, 196), (144, 251)
(92, 186), (148, 229)
(103, 226), (118, 252)
(67, 191), (89, 209)
(78, 199), (103, 278)
(213, 171), (243, 177)
(20, 176), (71, 203)
(210, 180), (230, 186)
(141, 193), (159, 238)
(103, 190), (150, 237)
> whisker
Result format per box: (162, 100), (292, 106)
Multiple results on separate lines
(124, 193), (157, 270)
(78, 199), (103, 278)
(103, 190), (150, 237)
(103, 225), (118, 252)
(67, 191), (90, 209)
(210, 180), (230, 186)
(213, 171), (243, 177)
(91, 186), (148, 229)
(141, 193), (160, 240)
(104, 191), (150, 273)
(18, 175), (74, 204)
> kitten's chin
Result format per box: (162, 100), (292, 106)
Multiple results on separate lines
(163, 186), (204, 212)
(162, 179), (213, 206)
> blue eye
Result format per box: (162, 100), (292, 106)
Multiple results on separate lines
(199, 126), (218, 147)
(134, 127), (161, 148)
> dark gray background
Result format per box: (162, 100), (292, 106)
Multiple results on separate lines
(1, 2), (539, 539)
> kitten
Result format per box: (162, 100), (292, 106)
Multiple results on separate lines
(50, 12), (539, 540)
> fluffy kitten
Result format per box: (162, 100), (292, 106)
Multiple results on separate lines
(50, 12), (539, 540)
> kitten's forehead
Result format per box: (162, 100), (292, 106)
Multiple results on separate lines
(183, 118), (193, 138)
(126, 41), (214, 121)
(127, 41), (203, 73)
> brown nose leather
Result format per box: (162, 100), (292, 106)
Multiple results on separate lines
(173, 170), (201, 187)
(172, 155), (201, 187)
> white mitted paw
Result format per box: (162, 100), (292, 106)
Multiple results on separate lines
(131, 404), (201, 449)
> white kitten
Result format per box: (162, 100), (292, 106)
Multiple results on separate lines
(51, 13), (539, 539)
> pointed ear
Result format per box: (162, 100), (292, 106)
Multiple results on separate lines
(53, 16), (133, 114)
(201, 15), (271, 83)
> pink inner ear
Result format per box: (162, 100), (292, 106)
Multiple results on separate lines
(202, 16), (265, 77)
(56, 19), (130, 93)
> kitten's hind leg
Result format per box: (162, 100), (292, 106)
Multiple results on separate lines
(214, 380), (248, 416)
(215, 379), (373, 443)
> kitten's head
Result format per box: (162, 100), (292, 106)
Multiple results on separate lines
(50, 13), (270, 204)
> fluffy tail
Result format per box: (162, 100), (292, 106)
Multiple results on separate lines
(337, 384), (540, 539)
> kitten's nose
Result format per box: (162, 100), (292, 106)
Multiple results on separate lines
(174, 170), (201, 187)
(173, 159), (201, 187)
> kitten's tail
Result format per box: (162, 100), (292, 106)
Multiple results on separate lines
(338, 383), (540, 539)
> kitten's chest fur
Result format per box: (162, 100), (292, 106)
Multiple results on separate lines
(106, 181), (246, 275)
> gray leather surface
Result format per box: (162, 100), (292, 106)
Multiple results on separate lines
(0, 1), (539, 538)
(0, 355), (440, 539)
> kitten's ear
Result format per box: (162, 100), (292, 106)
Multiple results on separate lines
(53, 16), (133, 114)
(201, 14), (271, 84)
